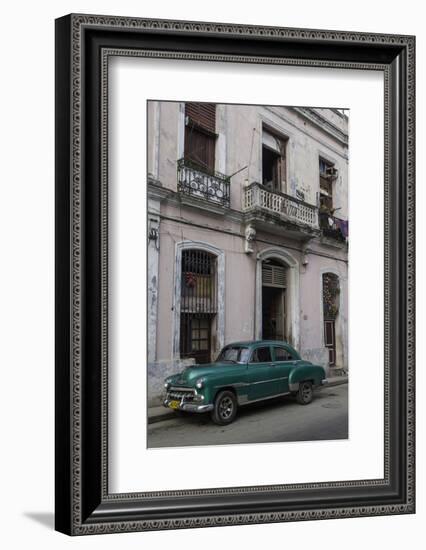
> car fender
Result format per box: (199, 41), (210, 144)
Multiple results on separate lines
(288, 363), (326, 392)
(203, 374), (247, 403)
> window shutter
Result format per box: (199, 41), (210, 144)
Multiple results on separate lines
(185, 103), (216, 133)
(262, 264), (287, 288)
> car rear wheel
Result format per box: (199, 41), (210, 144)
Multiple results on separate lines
(296, 381), (313, 405)
(211, 390), (237, 425)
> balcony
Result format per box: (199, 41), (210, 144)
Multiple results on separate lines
(319, 212), (348, 243)
(242, 182), (319, 234)
(177, 158), (231, 208)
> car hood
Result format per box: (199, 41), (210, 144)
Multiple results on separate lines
(170, 363), (244, 386)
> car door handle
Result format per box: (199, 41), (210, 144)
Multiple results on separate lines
(270, 363), (278, 367)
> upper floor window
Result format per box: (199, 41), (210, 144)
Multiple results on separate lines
(262, 127), (287, 192)
(184, 103), (217, 173)
(178, 103), (230, 208)
(319, 158), (338, 214)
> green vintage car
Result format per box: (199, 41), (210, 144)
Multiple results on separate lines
(163, 340), (327, 425)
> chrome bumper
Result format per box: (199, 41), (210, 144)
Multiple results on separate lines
(320, 379), (329, 387)
(163, 398), (213, 413)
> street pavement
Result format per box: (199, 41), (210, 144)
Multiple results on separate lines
(147, 383), (348, 448)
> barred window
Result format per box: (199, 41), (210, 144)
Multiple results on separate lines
(180, 249), (218, 363)
(322, 272), (340, 366)
(322, 272), (340, 320)
(181, 250), (217, 314)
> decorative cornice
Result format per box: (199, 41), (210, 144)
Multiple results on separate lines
(292, 107), (349, 146)
(147, 178), (172, 202)
(243, 209), (320, 241)
(319, 235), (349, 250)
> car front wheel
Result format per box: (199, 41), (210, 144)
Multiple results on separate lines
(211, 390), (237, 425)
(296, 381), (313, 405)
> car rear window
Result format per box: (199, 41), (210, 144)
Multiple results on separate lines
(274, 347), (294, 361)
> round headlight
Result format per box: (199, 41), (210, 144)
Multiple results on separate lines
(195, 378), (205, 389)
(164, 380), (171, 390)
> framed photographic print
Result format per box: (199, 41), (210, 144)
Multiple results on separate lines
(55, 14), (415, 535)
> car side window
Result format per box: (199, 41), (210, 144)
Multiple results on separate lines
(251, 347), (272, 363)
(274, 347), (294, 361)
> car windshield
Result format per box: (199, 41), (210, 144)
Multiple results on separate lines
(216, 346), (251, 364)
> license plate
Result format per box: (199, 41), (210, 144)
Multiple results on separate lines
(168, 400), (180, 410)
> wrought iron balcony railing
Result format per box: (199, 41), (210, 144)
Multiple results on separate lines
(243, 182), (318, 229)
(177, 158), (231, 208)
(319, 212), (348, 242)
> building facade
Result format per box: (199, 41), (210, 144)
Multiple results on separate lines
(147, 101), (348, 404)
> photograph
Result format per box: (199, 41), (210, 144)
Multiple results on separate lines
(147, 101), (349, 447)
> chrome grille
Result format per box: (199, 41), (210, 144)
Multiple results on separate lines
(167, 387), (196, 401)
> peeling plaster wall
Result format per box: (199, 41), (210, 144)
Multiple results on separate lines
(159, 101), (181, 190)
(149, 212), (349, 401)
(299, 251), (348, 373)
(148, 100), (348, 218)
(147, 101), (349, 402)
(148, 215), (256, 403)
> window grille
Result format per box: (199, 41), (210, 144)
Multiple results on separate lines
(181, 250), (217, 314)
(323, 273), (340, 320)
(180, 249), (218, 363)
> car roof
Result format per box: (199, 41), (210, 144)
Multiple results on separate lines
(226, 340), (292, 348)
(223, 340), (301, 358)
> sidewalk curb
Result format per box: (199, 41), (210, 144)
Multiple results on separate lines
(326, 377), (349, 388)
(148, 409), (176, 425)
(148, 378), (348, 425)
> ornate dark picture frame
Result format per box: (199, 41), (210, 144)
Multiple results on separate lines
(55, 14), (415, 535)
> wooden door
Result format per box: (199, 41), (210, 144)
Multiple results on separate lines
(324, 319), (336, 366)
(180, 314), (212, 364)
(262, 287), (286, 341)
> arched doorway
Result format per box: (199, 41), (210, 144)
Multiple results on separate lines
(261, 259), (288, 341)
(255, 248), (300, 348)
